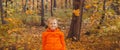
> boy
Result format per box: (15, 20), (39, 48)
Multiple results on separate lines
(42, 17), (66, 50)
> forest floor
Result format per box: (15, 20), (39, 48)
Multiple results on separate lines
(1, 22), (119, 50)
(7, 23), (119, 50)
(22, 21), (120, 50)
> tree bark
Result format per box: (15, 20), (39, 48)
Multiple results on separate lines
(0, 0), (6, 24)
(69, 0), (72, 8)
(51, 0), (53, 16)
(22, 0), (24, 10)
(41, 0), (45, 26)
(67, 0), (84, 41)
(98, 0), (106, 29)
(45, 0), (48, 11)
(23, 0), (28, 12)
(37, 0), (39, 9)
(5, 0), (7, 17)
(65, 0), (67, 8)
(32, 0), (34, 10)
(111, 0), (120, 15)
(53, 0), (56, 10)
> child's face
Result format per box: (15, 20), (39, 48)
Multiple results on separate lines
(48, 19), (58, 30)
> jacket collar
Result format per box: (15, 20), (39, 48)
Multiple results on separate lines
(46, 28), (60, 32)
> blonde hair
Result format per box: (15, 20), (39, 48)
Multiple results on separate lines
(47, 17), (58, 23)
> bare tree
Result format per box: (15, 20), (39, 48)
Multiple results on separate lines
(32, 0), (34, 10)
(65, 0), (67, 8)
(51, 0), (53, 16)
(22, 0), (24, 10)
(0, 0), (6, 24)
(5, 0), (8, 17)
(111, 0), (120, 15)
(53, 0), (56, 10)
(37, 0), (39, 9)
(41, 0), (45, 26)
(45, 0), (48, 11)
(69, 0), (72, 8)
(23, 0), (28, 12)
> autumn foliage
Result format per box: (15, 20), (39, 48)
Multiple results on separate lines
(0, 0), (120, 50)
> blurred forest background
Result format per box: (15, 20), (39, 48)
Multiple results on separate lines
(0, 0), (120, 50)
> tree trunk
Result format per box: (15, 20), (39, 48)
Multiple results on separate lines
(65, 0), (67, 8)
(51, 0), (53, 16)
(37, 0), (39, 9)
(32, 0), (34, 10)
(53, 0), (56, 10)
(69, 0), (72, 8)
(5, 0), (7, 17)
(22, 0), (24, 10)
(45, 0), (48, 11)
(67, 0), (84, 41)
(0, 0), (6, 24)
(37, 0), (41, 15)
(98, 0), (106, 29)
(41, 0), (45, 26)
(23, 0), (28, 12)
(111, 0), (120, 15)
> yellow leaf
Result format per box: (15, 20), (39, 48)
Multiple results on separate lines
(73, 9), (80, 16)
(7, 30), (12, 34)
(85, 4), (91, 9)
(26, 10), (33, 15)
(93, 4), (97, 7)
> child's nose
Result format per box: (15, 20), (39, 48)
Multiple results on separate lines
(52, 23), (55, 25)
(52, 24), (55, 26)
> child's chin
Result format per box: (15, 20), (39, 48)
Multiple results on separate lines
(50, 28), (57, 30)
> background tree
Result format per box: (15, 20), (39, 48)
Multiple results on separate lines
(98, 0), (106, 29)
(65, 0), (67, 8)
(37, 0), (40, 15)
(0, 0), (6, 24)
(23, 0), (28, 12)
(111, 0), (120, 15)
(53, 0), (56, 10)
(45, 0), (48, 12)
(22, 0), (24, 10)
(41, 0), (45, 26)
(51, 0), (53, 16)
(5, 0), (8, 17)
(33, 0), (35, 10)
(69, 0), (72, 8)
(67, 0), (84, 41)
(37, 0), (39, 9)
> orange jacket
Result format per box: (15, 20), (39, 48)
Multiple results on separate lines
(42, 28), (66, 50)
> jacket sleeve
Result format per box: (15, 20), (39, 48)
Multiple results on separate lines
(60, 32), (66, 50)
(42, 32), (46, 50)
